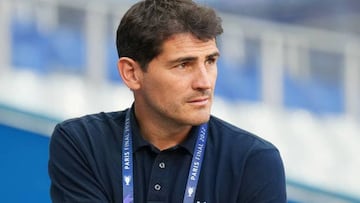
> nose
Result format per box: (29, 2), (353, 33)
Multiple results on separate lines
(192, 65), (213, 90)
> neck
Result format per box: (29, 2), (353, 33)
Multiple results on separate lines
(134, 104), (192, 151)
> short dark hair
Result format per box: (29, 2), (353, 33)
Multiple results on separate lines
(116, 0), (223, 70)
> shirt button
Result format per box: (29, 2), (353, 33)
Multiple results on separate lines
(159, 162), (166, 169)
(154, 184), (161, 191)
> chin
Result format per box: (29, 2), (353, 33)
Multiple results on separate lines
(189, 114), (211, 126)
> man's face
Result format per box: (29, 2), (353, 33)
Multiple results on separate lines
(135, 33), (219, 126)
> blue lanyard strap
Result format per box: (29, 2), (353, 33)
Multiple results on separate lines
(122, 110), (134, 203)
(183, 123), (208, 203)
(122, 109), (208, 203)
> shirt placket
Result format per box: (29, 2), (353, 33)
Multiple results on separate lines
(146, 152), (170, 203)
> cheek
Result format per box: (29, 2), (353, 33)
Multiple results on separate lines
(210, 68), (218, 85)
(143, 76), (178, 100)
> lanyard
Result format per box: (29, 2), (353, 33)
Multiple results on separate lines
(122, 109), (208, 203)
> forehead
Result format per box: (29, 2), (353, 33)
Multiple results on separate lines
(159, 33), (218, 58)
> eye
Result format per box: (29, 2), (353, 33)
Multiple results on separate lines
(205, 57), (217, 65)
(175, 62), (188, 69)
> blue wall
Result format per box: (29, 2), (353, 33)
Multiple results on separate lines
(0, 124), (50, 203)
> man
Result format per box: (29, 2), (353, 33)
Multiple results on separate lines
(48, 0), (287, 202)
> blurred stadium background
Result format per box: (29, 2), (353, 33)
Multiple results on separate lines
(1, 0), (360, 202)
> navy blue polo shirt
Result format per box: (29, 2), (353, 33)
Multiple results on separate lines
(49, 108), (286, 203)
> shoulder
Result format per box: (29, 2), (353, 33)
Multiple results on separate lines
(208, 115), (278, 153)
(207, 116), (285, 185)
(51, 110), (127, 144)
(57, 110), (126, 132)
(59, 110), (126, 129)
(203, 117), (286, 201)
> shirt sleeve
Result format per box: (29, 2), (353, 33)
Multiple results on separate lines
(48, 123), (110, 203)
(238, 148), (287, 203)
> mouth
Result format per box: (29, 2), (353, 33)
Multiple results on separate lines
(188, 97), (210, 106)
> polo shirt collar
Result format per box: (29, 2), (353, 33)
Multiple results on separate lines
(128, 106), (200, 155)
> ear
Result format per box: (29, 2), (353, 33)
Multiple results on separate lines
(117, 57), (143, 90)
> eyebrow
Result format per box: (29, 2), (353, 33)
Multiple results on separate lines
(207, 52), (221, 59)
(167, 51), (220, 65)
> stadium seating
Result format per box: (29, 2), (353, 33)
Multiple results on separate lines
(284, 74), (344, 114)
(216, 60), (261, 101)
(11, 19), (50, 74)
(47, 27), (86, 73)
(10, 16), (346, 115)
